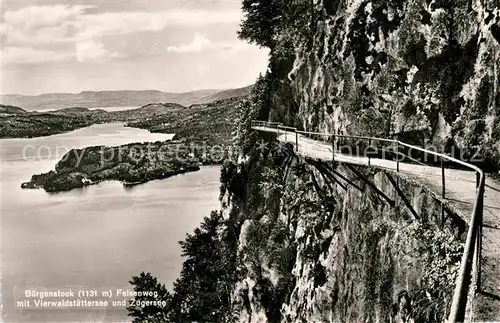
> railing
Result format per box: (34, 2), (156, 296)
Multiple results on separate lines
(252, 120), (282, 129)
(251, 120), (485, 322)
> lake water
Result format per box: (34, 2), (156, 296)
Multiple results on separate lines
(89, 106), (139, 112)
(34, 106), (140, 113)
(0, 123), (222, 322)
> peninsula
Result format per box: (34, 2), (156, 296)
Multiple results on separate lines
(21, 139), (229, 192)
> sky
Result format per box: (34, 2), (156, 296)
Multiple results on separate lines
(0, 0), (270, 95)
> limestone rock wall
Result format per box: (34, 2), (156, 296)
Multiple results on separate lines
(279, 0), (500, 163)
(228, 148), (466, 322)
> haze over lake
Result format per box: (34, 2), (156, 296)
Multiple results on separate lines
(34, 106), (140, 113)
(0, 123), (221, 322)
(89, 106), (141, 113)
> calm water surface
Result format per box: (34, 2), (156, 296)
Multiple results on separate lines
(0, 123), (221, 322)
(35, 106), (139, 113)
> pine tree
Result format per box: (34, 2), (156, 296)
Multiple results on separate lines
(127, 272), (172, 322)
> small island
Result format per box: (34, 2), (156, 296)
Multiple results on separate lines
(21, 139), (230, 192)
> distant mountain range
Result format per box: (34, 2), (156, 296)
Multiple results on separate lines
(193, 86), (254, 105)
(0, 85), (252, 111)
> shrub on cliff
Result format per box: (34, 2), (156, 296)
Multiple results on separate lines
(128, 211), (239, 322)
(236, 74), (273, 155)
(220, 160), (247, 205)
(238, 0), (287, 49)
(127, 272), (172, 323)
(397, 222), (463, 322)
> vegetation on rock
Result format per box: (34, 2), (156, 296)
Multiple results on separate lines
(128, 97), (243, 146)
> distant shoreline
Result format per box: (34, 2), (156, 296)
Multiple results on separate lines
(1, 86), (252, 111)
(33, 106), (140, 113)
(1, 87), (249, 140)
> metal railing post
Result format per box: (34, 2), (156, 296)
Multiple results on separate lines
(295, 131), (298, 152)
(396, 142), (400, 172)
(475, 171), (483, 291)
(441, 157), (445, 199)
(332, 135), (335, 162)
(476, 195), (483, 292)
(441, 156), (445, 226)
(368, 138), (371, 166)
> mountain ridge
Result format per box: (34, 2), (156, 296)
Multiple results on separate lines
(1, 86), (252, 111)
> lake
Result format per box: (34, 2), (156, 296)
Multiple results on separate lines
(89, 106), (140, 112)
(34, 106), (140, 113)
(0, 123), (222, 322)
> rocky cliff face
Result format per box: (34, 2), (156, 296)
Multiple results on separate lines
(266, 0), (500, 166)
(224, 1), (499, 320)
(223, 143), (465, 322)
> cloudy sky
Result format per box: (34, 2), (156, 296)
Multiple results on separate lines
(0, 0), (269, 95)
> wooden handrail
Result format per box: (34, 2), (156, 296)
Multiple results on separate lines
(251, 120), (485, 322)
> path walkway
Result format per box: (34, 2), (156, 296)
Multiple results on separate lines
(254, 125), (500, 322)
